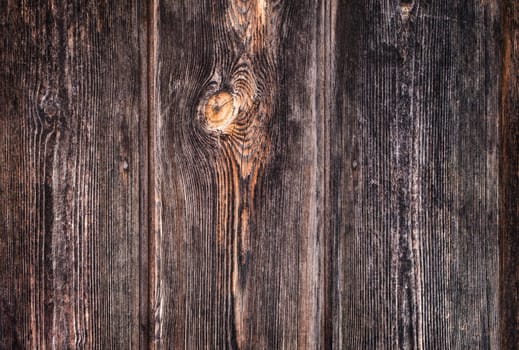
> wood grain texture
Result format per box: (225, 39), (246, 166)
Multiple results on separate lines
(500, 1), (519, 348)
(0, 0), (515, 349)
(150, 0), (328, 348)
(0, 1), (147, 348)
(334, 0), (501, 349)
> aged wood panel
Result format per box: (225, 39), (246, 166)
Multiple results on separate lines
(0, 0), (516, 349)
(334, 0), (501, 349)
(0, 1), (147, 348)
(500, 1), (519, 348)
(150, 0), (330, 348)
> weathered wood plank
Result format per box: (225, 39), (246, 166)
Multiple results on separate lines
(150, 0), (327, 348)
(0, 0), (513, 348)
(333, 0), (501, 348)
(500, 1), (519, 348)
(0, 1), (147, 348)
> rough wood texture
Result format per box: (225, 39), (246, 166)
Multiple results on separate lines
(500, 1), (519, 348)
(333, 0), (502, 348)
(0, 1), (147, 348)
(150, 0), (328, 348)
(1, 0), (517, 349)
(150, 0), (506, 349)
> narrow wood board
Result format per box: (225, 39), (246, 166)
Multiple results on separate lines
(334, 1), (501, 348)
(500, 1), (519, 348)
(0, 2), (147, 348)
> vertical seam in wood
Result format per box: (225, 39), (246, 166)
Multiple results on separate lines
(147, 0), (158, 348)
(320, 0), (335, 348)
(139, 0), (152, 348)
(499, 1), (513, 348)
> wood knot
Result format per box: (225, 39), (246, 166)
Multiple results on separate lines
(203, 91), (236, 132)
(399, 0), (414, 21)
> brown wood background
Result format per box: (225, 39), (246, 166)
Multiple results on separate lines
(0, 0), (517, 349)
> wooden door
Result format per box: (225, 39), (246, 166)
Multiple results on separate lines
(1, 1), (517, 349)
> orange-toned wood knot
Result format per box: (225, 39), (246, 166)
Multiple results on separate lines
(203, 91), (236, 132)
(399, 0), (414, 21)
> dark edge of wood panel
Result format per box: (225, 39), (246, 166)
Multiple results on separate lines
(140, 0), (151, 348)
(500, 1), (519, 348)
(321, 0), (339, 349)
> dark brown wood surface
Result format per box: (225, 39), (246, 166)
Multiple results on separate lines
(150, 0), (327, 348)
(501, 1), (519, 348)
(334, 1), (502, 349)
(0, 1), (147, 349)
(0, 0), (517, 349)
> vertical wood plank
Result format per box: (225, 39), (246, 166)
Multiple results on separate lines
(0, 1), (147, 348)
(150, 0), (327, 348)
(333, 0), (501, 348)
(500, 1), (519, 348)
